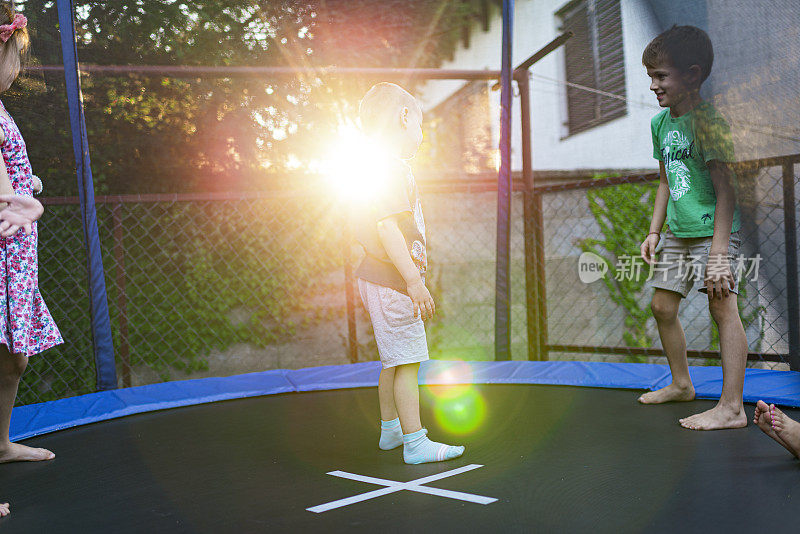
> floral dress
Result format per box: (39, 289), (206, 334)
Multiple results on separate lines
(0, 99), (62, 356)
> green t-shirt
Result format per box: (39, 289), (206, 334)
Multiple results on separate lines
(651, 102), (741, 237)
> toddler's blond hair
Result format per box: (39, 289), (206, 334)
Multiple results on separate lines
(359, 82), (418, 136)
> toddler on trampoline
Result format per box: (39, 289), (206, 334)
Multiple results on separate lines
(352, 82), (464, 464)
(639, 26), (747, 430)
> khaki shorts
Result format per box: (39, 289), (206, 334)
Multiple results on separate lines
(357, 278), (429, 368)
(649, 230), (742, 298)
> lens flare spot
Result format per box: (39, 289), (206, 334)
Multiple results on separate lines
(421, 359), (473, 400)
(433, 389), (486, 435)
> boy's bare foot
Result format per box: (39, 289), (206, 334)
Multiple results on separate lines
(679, 404), (747, 430)
(0, 502), (8, 517)
(0, 442), (55, 463)
(771, 404), (800, 457)
(753, 400), (797, 457)
(638, 383), (695, 404)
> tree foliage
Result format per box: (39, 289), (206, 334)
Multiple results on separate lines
(12, 0), (483, 195)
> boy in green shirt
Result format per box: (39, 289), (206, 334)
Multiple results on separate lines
(638, 25), (748, 430)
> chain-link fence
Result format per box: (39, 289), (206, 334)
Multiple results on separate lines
(532, 157), (799, 370)
(22, 190), (351, 405)
(20, 156), (797, 406)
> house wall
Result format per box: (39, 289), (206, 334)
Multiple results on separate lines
(419, 0), (663, 172)
(705, 0), (800, 159)
(421, 0), (800, 166)
(644, 0), (800, 159)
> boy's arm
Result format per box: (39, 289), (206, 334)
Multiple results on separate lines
(708, 160), (735, 254)
(641, 161), (669, 264)
(649, 161), (669, 234)
(377, 215), (435, 320)
(705, 160), (736, 297)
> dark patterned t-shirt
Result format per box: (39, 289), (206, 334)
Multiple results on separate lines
(353, 159), (426, 294)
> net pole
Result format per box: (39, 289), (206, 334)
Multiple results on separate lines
(57, 0), (118, 391)
(515, 32), (571, 362)
(518, 73), (538, 361)
(783, 162), (800, 371)
(494, 0), (514, 361)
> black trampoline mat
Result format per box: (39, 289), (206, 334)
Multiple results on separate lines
(1, 384), (799, 533)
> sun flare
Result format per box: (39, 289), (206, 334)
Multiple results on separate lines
(322, 122), (395, 202)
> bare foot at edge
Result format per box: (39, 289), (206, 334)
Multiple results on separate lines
(772, 405), (800, 457)
(754, 400), (798, 457)
(0, 442), (55, 463)
(638, 383), (695, 404)
(0, 502), (8, 517)
(679, 404), (747, 431)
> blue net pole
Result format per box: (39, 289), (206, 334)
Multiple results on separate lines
(494, 0), (514, 361)
(56, 0), (118, 391)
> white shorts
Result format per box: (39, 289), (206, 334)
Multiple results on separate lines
(357, 278), (429, 369)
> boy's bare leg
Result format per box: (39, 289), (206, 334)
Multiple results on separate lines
(754, 400), (797, 457)
(0, 346), (54, 463)
(393, 363), (422, 434)
(639, 289), (695, 404)
(771, 404), (800, 457)
(0, 502), (8, 517)
(378, 367), (398, 421)
(679, 294), (747, 430)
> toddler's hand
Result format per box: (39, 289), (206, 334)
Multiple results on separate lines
(32, 174), (42, 194)
(640, 233), (660, 265)
(0, 194), (43, 237)
(407, 279), (435, 321)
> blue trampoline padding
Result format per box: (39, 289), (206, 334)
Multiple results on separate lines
(11, 361), (800, 441)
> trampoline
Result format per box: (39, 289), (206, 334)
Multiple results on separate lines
(2, 360), (800, 533)
(4, 1), (800, 532)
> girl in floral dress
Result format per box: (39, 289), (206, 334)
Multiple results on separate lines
(0, 7), (63, 517)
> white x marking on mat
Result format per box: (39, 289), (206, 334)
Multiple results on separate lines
(307, 463), (497, 513)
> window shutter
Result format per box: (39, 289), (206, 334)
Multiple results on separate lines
(562, 1), (597, 135)
(560, 0), (626, 135)
(595, 0), (626, 122)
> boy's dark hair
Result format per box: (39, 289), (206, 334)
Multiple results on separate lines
(642, 25), (713, 82)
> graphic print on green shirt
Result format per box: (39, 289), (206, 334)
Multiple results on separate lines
(651, 101), (741, 237)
